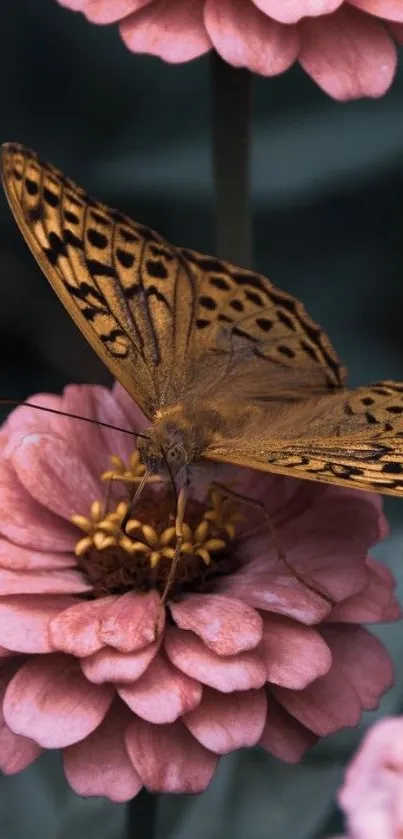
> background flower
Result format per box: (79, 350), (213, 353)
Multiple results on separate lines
(57, 0), (403, 99)
(0, 383), (398, 801)
(336, 716), (403, 838)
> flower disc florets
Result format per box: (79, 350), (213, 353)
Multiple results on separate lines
(72, 460), (241, 598)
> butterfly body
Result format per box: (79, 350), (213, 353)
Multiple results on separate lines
(3, 142), (403, 498)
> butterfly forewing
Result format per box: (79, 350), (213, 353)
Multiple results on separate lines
(1, 143), (345, 412)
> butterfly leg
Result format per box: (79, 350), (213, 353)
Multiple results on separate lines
(211, 481), (334, 606)
(160, 483), (188, 605)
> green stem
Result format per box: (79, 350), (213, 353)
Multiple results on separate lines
(210, 51), (253, 267)
(127, 788), (158, 839)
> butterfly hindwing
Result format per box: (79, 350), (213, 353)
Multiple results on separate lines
(204, 381), (403, 496)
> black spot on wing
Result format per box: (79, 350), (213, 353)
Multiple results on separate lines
(87, 229), (108, 250)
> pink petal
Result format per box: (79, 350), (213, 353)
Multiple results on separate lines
(0, 460), (77, 551)
(321, 624), (394, 709)
(204, 0), (300, 75)
(164, 626), (266, 692)
(184, 687), (266, 753)
(3, 393), (65, 448)
(125, 717), (218, 792)
(388, 21), (403, 41)
(252, 0), (343, 25)
(349, 0), (403, 22)
(0, 538), (76, 571)
(61, 384), (134, 476)
(337, 717), (403, 839)
(0, 567), (90, 596)
(4, 655), (114, 747)
(220, 562), (331, 625)
(299, 5), (397, 100)
(273, 668), (363, 735)
(49, 596), (119, 657)
(328, 558), (400, 623)
(260, 614), (332, 689)
(259, 693), (318, 762)
(170, 594), (262, 655)
(64, 701), (142, 802)
(0, 721), (42, 775)
(120, 0), (211, 63)
(0, 662), (43, 773)
(0, 716), (42, 774)
(81, 640), (160, 684)
(0, 595), (78, 653)
(99, 591), (163, 652)
(112, 382), (148, 431)
(11, 433), (101, 521)
(82, 0), (152, 25)
(118, 653), (202, 723)
(58, 0), (86, 9)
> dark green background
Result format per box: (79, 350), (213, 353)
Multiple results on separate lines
(1, 3), (403, 836)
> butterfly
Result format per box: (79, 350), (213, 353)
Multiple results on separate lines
(2, 141), (403, 512)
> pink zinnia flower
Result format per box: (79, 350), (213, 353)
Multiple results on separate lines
(56, 1), (403, 100)
(336, 716), (403, 839)
(0, 381), (398, 801)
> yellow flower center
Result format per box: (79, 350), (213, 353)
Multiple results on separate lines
(71, 450), (242, 598)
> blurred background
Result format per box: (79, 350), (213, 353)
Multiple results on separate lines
(1, 2), (403, 837)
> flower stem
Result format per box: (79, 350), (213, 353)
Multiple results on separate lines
(127, 788), (158, 839)
(210, 50), (252, 267)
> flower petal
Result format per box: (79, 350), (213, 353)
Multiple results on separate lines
(204, 0), (300, 75)
(11, 433), (101, 520)
(184, 687), (266, 753)
(99, 591), (163, 652)
(220, 562), (331, 625)
(328, 558), (400, 623)
(125, 716), (217, 793)
(299, 5), (397, 100)
(0, 538), (75, 571)
(164, 626), (266, 692)
(64, 701), (142, 802)
(321, 624), (394, 709)
(252, 0), (343, 25)
(3, 393), (65, 453)
(0, 715), (42, 774)
(120, 0), (211, 63)
(83, 0), (152, 25)
(4, 655), (114, 747)
(260, 693), (318, 762)
(338, 716), (403, 830)
(0, 595), (78, 653)
(349, 0), (403, 22)
(170, 593), (262, 655)
(118, 653), (202, 723)
(49, 596), (119, 657)
(273, 667), (363, 735)
(0, 460), (77, 551)
(260, 614), (331, 689)
(0, 567), (90, 596)
(111, 382), (148, 431)
(0, 662), (43, 773)
(62, 384), (134, 475)
(388, 21), (403, 41)
(81, 641), (160, 684)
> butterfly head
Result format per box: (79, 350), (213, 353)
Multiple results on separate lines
(136, 427), (190, 478)
(137, 435), (188, 476)
(136, 409), (210, 479)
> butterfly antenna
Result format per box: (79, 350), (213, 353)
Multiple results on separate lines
(0, 399), (150, 439)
